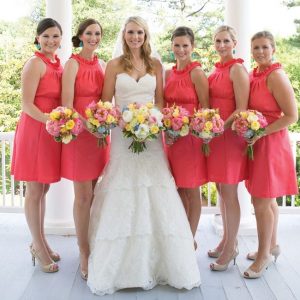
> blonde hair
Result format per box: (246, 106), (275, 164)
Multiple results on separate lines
(121, 16), (154, 74)
(213, 25), (237, 42)
(251, 31), (276, 50)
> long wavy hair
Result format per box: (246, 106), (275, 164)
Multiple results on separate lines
(121, 16), (154, 74)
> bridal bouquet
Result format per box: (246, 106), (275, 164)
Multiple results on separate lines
(162, 104), (190, 144)
(46, 106), (84, 144)
(120, 102), (163, 154)
(85, 100), (121, 147)
(190, 108), (224, 156)
(232, 110), (268, 160)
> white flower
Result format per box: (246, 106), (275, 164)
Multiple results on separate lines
(247, 114), (258, 122)
(122, 110), (133, 122)
(149, 108), (163, 123)
(62, 134), (73, 144)
(135, 124), (149, 140)
(199, 132), (211, 139)
(180, 125), (189, 136)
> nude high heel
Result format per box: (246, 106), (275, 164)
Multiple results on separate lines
(210, 249), (239, 271)
(30, 246), (59, 273)
(243, 256), (272, 279)
(30, 243), (60, 262)
(247, 245), (281, 263)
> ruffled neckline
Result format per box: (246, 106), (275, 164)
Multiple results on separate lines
(252, 63), (282, 77)
(71, 53), (99, 65)
(215, 58), (244, 69)
(35, 51), (61, 69)
(172, 61), (201, 75)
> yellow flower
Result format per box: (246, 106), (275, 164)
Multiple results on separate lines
(240, 111), (248, 119)
(50, 111), (61, 121)
(250, 121), (260, 131)
(65, 120), (75, 130)
(85, 108), (93, 118)
(103, 101), (113, 109)
(180, 125), (189, 136)
(125, 123), (132, 131)
(182, 116), (189, 124)
(204, 121), (213, 131)
(146, 102), (154, 109)
(90, 118), (100, 126)
(106, 114), (115, 124)
(172, 108), (179, 118)
(128, 103), (136, 111)
(164, 119), (171, 128)
(137, 114), (145, 124)
(64, 108), (72, 118)
(72, 112), (79, 118)
(150, 125), (159, 134)
(60, 126), (67, 133)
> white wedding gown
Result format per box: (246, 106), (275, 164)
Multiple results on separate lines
(87, 73), (201, 295)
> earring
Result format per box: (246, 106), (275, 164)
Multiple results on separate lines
(191, 52), (197, 60)
(79, 41), (83, 47)
(169, 52), (175, 61)
(35, 43), (41, 50)
(232, 49), (236, 55)
(59, 45), (62, 49)
(272, 56), (275, 62)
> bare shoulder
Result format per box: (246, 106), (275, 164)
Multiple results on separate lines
(22, 55), (44, 76)
(165, 68), (172, 80)
(190, 66), (206, 80)
(106, 57), (122, 73)
(231, 62), (248, 75)
(268, 68), (286, 81)
(64, 57), (79, 71)
(152, 57), (162, 72)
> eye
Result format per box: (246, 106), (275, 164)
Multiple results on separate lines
(95, 32), (101, 36)
(137, 30), (144, 35)
(215, 39), (221, 43)
(224, 39), (230, 43)
(42, 34), (49, 38)
(127, 30), (134, 34)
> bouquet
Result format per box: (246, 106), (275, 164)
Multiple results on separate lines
(161, 104), (190, 144)
(120, 102), (163, 154)
(232, 110), (268, 160)
(85, 100), (121, 147)
(46, 106), (83, 144)
(190, 108), (224, 156)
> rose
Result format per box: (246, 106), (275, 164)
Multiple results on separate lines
(122, 110), (133, 122)
(71, 119), (83, 135)
(135, 124), (149, 140)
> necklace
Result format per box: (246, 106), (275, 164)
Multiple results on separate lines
(130, 55), (145, 72)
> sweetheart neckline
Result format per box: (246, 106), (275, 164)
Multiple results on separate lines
(117, 72), (153, 83)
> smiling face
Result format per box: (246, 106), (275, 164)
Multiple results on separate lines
(251, 37), (274, 67)
(123, 22), (145, 50)
(36, 26), (62, 54)
(172, 35), (194, 63)
(214, 31), (236, 60)
(80, 23), (102, 51)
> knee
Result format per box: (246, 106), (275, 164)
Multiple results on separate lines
(75, 192), (93, 206)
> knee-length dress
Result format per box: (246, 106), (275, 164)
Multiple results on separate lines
(245, 63), (298, 198)
(207, 58), (248, 184)
(61, 54), (109, 181)
(164, 62), (207, 188)
(11, 51), (62, 183)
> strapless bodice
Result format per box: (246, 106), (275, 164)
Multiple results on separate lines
(115, 73), (156, 108)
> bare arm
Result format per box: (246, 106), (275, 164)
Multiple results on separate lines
(21, 57), (48, 123)
(264, 69), (298, 135)
(101, 59), (119, 102)
(61, 58), (78, 108)
(153, 58), (164, 109)
(190, 67), (209, 109)
(226, 63), (250, 128)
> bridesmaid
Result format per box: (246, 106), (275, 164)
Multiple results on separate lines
(243, 31), (298, 278)
(11, 18), (63, 272)
(61, 18), (109, 280)
(207, 25), (249, 271)
(164, 26), (209, 245)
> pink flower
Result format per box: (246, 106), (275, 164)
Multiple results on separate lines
(46, 120), (61, 137)
(233, 118), (248, 136)
(95, 108), (108, 122)
(171, 117), (183, 131)
(71, 119), (84, 135)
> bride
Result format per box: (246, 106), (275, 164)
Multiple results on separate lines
(87, 16), (201, 295)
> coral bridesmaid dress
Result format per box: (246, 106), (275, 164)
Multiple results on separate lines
(207, 58), (248, 184)
(11, 51), (62, 183)
(246, 63), (298, 197)
(61, 54), (109, 181)
(164, 62), (207, 188)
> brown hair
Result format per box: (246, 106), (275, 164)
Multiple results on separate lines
(72, 18), (102, 48)
(251, 31), (276, 49)
(121, 16), (154, 74)
(213, 25), (237, 42)
(171, 26), (195, 45)
(34, 18), (62, 45)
